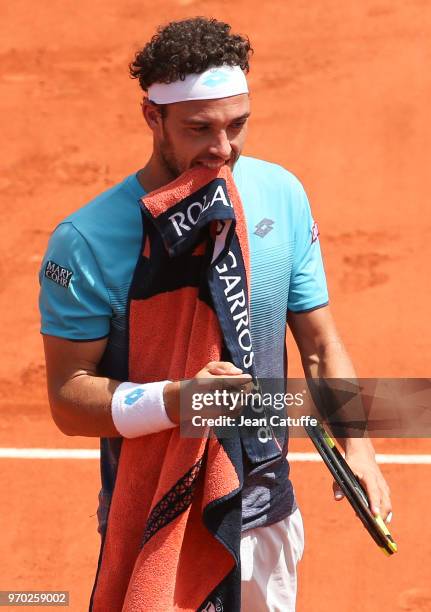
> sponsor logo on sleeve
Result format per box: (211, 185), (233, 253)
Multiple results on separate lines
(44, 260), (73, 288)
(311, 221), (320, 243)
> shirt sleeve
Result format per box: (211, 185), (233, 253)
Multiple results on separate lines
(39, 222), (112, 340)
(287, 183), (329, 313)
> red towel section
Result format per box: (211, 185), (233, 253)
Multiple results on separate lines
(130, 289), (221, 382)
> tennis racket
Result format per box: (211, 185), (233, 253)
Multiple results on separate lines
(304, 420), (398, 555)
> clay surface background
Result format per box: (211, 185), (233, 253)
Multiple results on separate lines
(1, 1), (430, 610)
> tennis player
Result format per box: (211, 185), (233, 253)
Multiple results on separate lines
(39, 17), (392, 611)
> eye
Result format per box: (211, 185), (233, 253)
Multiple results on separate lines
(230, 120), (247, 130)
(190, 125), (209, 133)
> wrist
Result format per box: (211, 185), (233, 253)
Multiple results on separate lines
(163, 381), (181, 424)
(341, 436), (375, 457)
(111, 380), (177, 438)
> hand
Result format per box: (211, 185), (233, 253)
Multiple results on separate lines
(163, 361), (253, 424)
(333, 439), (392, 524)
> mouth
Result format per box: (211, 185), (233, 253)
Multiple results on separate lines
(192, 157), (238, 171)
(193, 160), (227, 170)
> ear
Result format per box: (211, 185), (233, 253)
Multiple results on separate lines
(142, 98), (163, 131)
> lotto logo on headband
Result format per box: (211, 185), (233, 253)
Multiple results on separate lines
(147, 65), (249, 104)
(202, 69), (231, 88)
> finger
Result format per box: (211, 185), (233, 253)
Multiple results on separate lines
(208, 367), (244, 376)
(222, 374), (253, 386)
(332, 481), (344, 501)
(208, 364), (245, 376)
(240, 380), (256, 393)
(377, 477), (392, 522)
(360, 475), (381, 516)
(203, 375), (252, 397)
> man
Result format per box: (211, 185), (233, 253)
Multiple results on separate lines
(39, 17), (391, 611)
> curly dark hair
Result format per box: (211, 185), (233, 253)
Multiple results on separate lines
(129, 17), (252, 91)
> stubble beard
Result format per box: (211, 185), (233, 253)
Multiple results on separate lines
(158, 128), (184, 180)
(158, 125), (241, 181)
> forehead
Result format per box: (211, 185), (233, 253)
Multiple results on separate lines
(167, 94), (250, 123)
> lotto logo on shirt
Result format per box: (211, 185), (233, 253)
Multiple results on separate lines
(44, 260), (73, 288)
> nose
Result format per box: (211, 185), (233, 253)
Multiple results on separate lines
(208, 130), (232, 161)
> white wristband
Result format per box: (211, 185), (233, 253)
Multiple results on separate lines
(111, 380), (177, 438)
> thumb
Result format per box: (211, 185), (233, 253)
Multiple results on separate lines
(333, 481), (344, 501)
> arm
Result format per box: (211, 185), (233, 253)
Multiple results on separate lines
(43, 334), (250, 437)
(43, 335), (122, 437)
(287, 305), (392, 521)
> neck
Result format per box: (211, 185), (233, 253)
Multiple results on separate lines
(137, 153), (176, 193)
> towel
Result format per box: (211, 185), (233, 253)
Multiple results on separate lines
(90, 165), (273, 611)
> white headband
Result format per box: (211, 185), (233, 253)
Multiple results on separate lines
(147, 65), (249, 105)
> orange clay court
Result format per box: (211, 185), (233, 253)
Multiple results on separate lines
(1, 1), (430, 610)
